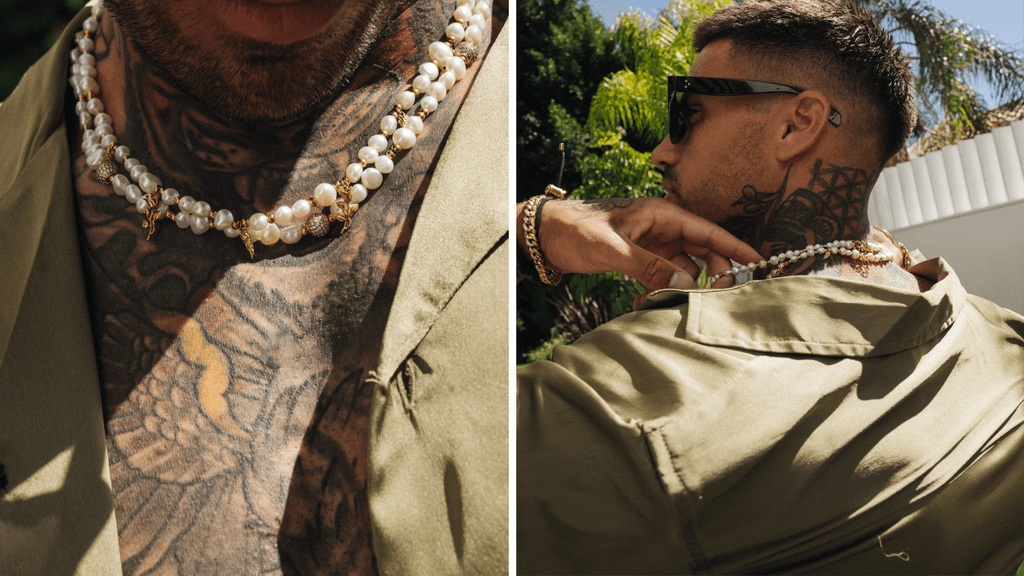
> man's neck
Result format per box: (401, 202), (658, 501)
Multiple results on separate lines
(85, 2), (439, 217)
(722, 158), (877, 277)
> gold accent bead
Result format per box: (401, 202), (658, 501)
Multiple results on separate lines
(95, 160), (118, 184)
(453, 41), (478, 63)
(306, 213), (330, 238)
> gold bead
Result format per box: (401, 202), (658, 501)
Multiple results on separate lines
(306, 213), (330, 238)
(453, 41), (478, 63)
(95, 160), (118, 184)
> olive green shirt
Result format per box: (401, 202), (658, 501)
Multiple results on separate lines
(518, 258), (1024, 574)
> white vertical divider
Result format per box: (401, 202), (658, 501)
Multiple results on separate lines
(883, 168), (910, 229)
(909, 155), (939, 221)
(957, 138), (991, 210)
(869, 173), (894, 230)
(1012, 121), (1024, 166)
(896, 160), (924, 225)
(926, 150), (956, 218)
(993, 124), (1024, 201)
(942, 145), (973, 213)
(975, 132), (1009, 205)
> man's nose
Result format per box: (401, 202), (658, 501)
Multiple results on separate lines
(650, 135), (678, 168)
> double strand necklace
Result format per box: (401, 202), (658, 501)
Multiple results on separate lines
(70, 0), (491, 258)
(709, 236), (901, 285)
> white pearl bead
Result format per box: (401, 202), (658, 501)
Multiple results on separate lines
(350, 184), (368, 203)
(408, 116), (424, 135)
(129, 165), (148, 181)
(273, 205), (293, 226)
(292, 199), (312, 219)
(439, 71), (456, 89)
(95, 124), (113, 136)
(114, 145), (130, 163)
(393, 127), (416, 149)
(446, 23), (466, 43)
(94, 112), (111, 126)
(100, 134), (118, 148)
(375, 155), (394, 174)
(358, 146), (379, 163)
(86, 149), (105, 168)
(123, 158), (140, 171)
(769, 255), (779, 265)
(214, 209), (234, 230)
(368, 134), (389, 152)
(455, 5), (473, 24)
(139, 173), (162, 194)
(136, 197), (150, 213)
(428, 82), (447, 102)
(281, 225), (302, 244)
(91, 3), (104, 16)
(260, 223), (281, 245)
(79, 76), (98, 95)
(175, 211), (191, 229)
(125, 185), (142, 203)
(224, 227), (241, 239)
(249, 212), (268, 230)
(86, 98), (103, 115)
(112, 174), (130, 195)
(79, 112), (92, 128)
(429, 42), (454, 65)
(177, 195), (196, 213)
(470, 13), (487, 30)
(361, 168), (383, 190)
(193, 201), (211, 218)
(465, 24), (483, 46)
(191, 215), (211, 234)
(419, 62), (439, 80)
(346, 163), (363, 182)
(83, 16), (99, 32)
(161, 187), (179, 204)
(79, 37), (94, 53)
(412, 74), (431, 94)
(419, 96), (438, 113)
(314, 183), (338, 206)
(380, 115), (398, 135)
(456, 0), (474, 7)
(70, 48), (81, 63)
(446, 56), (467, 80)
(396, 91), (416, 110)
(473, 1), (491, 17)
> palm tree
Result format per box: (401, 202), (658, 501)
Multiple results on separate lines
(849, 0), (1024, 150)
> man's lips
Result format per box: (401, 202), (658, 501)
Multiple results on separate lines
(205, 0), (342, 45)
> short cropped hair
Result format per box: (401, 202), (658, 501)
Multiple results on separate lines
(694, 0), (918, 163)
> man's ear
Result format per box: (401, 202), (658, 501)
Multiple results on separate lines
(774, 91), (831, 163)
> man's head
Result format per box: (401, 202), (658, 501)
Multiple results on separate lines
(103, 0), (401, 122)
(652, 0), (917, 236)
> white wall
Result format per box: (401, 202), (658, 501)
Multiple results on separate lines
(869, 120), (1024, 315)
(893, 200), (1024, 315)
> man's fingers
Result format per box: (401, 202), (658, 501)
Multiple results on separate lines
(706, 251), (737, 289)
(620, 242), (696, 291)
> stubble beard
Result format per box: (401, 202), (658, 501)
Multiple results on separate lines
(104, 0), (392, 123)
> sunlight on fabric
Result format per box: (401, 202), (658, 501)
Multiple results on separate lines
(3, 447), (74, 501)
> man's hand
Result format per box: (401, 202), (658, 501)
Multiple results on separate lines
(517, 197), (760, 291)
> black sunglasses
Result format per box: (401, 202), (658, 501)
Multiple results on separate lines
(668, 76), (842, 144)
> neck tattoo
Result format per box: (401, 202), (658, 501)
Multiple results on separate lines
(71, 0), (491, 258)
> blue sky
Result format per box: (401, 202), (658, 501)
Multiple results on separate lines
(588, 0), (1024, 107)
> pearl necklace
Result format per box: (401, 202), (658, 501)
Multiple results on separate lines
(709, 238), (895, 284)
(70, 1), (491, 258)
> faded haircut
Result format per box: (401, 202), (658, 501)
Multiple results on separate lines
(694, 0), (918, 163)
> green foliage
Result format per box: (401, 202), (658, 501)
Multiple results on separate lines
(517, 0), (624, 201)
(521, 327), (571, 363)
(0, 0), (87, 101)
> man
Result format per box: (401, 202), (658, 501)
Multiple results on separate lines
(0, 0), (507, 574)
(518, 1), (1024, 573)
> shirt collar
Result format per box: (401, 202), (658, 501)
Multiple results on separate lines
(638, 258), (965, 358)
